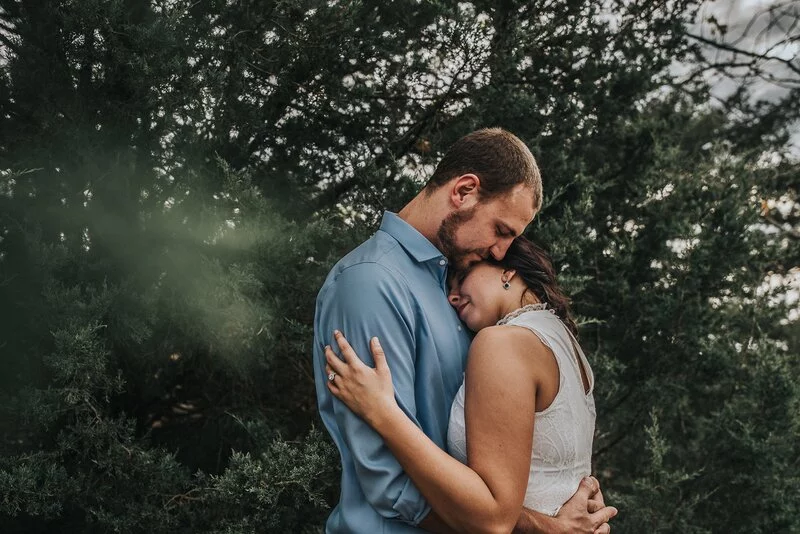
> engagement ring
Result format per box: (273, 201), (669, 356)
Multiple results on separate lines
(328, 372), (336, 382)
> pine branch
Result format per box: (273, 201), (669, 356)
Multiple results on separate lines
(763, 212), (800, 239)
(685, 31), (800, 77)
(0, 29), (18, 53)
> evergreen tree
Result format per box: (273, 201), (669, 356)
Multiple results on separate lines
(0, 1), (797, 532)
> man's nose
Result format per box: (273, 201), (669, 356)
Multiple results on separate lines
(490, 239), (512, 261)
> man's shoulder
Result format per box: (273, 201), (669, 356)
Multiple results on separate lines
(325, 230), (413, 286)
(315, 232), (418, 324)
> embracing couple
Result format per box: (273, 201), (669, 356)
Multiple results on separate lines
(313, 129), (618, 533)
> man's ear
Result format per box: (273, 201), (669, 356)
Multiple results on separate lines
(449, 174), (480, 208)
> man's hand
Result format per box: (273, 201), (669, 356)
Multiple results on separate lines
(587, 478), (607, 516)
(511, 476), (617, 534)
(554, 476), (618, 534)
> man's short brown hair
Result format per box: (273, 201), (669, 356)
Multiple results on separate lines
(424, 128), (542, 211)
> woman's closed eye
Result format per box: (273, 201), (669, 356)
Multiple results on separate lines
(448, 269), (469, 293)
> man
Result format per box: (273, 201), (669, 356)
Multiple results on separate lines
(313, 128), (615, 533)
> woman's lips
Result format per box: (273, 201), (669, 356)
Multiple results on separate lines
(457, 301), (469, 318)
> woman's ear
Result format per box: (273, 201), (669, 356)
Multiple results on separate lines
(501, 269), (517, 282)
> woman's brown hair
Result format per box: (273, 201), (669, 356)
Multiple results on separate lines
(491, 236), (578, 337)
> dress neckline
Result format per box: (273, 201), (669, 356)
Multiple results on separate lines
(496, 303), (552, 326)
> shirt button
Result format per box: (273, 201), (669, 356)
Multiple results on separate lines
(439, 259), (447, 266)
(457, 325), (462, 331)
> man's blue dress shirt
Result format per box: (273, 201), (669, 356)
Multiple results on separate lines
(313, 211), (473, 533)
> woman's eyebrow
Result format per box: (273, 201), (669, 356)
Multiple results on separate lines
(447, 270), (462, 284)
(454, 267), (472, 282)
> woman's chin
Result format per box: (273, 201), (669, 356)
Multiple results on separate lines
(460, 314), (478, 332)
(464, 316), (490, 332)
(460, 307), (494, 331)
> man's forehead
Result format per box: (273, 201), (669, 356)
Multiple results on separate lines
(494, 185), (537, 221)
(501, 208), (535, 228)
(495, 200), (536, 232)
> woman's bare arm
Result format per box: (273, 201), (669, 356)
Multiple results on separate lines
(326, 328), (537, 533)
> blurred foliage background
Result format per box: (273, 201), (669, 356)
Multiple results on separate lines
(0, 0), (798, 532)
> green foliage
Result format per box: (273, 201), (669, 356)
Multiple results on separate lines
(197, 427), (339, 533)
(0, 0), (797, 532)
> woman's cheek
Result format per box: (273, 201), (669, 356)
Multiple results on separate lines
(467, 306), (486, 331)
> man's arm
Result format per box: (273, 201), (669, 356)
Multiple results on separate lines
(316, 263), (430, 525)
(415, 476), (618, 534)
(419, 482), (617, 534)
(513, 508), (559, 534)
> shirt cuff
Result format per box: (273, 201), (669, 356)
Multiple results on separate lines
(392, 476), (432, 526)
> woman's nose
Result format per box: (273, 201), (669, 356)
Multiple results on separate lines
(448, 292), (460, 307)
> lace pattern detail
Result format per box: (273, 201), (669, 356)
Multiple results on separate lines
(496, 303), (555, 326)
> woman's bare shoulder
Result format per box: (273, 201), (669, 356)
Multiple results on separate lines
(469, 324), (549, 369)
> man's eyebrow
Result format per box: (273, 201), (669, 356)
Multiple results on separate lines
(499, 222), (517, 237)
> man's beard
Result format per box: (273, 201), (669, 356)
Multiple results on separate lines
(437, 206), (486, 270)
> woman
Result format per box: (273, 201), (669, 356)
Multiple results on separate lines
(324, 237), (604, 533)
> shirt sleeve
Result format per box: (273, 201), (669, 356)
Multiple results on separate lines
(316, 262), (432, 525)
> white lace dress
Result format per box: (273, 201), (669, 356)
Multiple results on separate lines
(446, 304), (596, 516)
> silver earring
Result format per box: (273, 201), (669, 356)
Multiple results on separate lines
(503, 282), (510, 290)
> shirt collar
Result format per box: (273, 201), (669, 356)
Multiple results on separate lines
(379, 211), (446, 264)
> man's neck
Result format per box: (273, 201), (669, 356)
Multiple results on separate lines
(398, 192), (443, 247)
